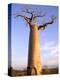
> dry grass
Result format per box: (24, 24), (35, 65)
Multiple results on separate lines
(8, 67), (58, 76)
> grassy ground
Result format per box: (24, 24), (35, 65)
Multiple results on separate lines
(8, 67), (58, 76)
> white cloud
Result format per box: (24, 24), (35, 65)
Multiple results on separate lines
(40, 41), (58, 67)
(40, 41), (58, 56)
(50, 46), (58, 57)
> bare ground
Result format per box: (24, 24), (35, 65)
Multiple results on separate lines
(8, 67), (58, 76)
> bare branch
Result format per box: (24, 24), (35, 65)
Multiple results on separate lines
(38, 16), (56, 30)
(15, 14), (25, 18)
(14, 8), (56, 28)
(33, 12), (46, 18)
(22, 8), (34, 22)
(15, 14), (30, 23)
(22, 8), (34, 15)
(14, 9), (47, 24)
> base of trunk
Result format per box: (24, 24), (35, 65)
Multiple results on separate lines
(27, 66), (42, 75)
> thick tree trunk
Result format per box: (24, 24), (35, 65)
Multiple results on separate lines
(27, 24), (42, 75)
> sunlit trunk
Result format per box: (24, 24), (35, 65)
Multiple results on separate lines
(27, 24), (42, 75)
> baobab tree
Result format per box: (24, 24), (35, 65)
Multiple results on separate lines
(15, 8), (56, 75)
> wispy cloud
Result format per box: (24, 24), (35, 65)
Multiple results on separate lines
(40, 41), (58, 56)
(41, 41), (58, 68)
(41, 41), (57, 50)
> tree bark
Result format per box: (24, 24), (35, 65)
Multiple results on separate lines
(27, 24), (42, 75)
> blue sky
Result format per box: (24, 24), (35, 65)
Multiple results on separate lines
(10, 4), (58, 70)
